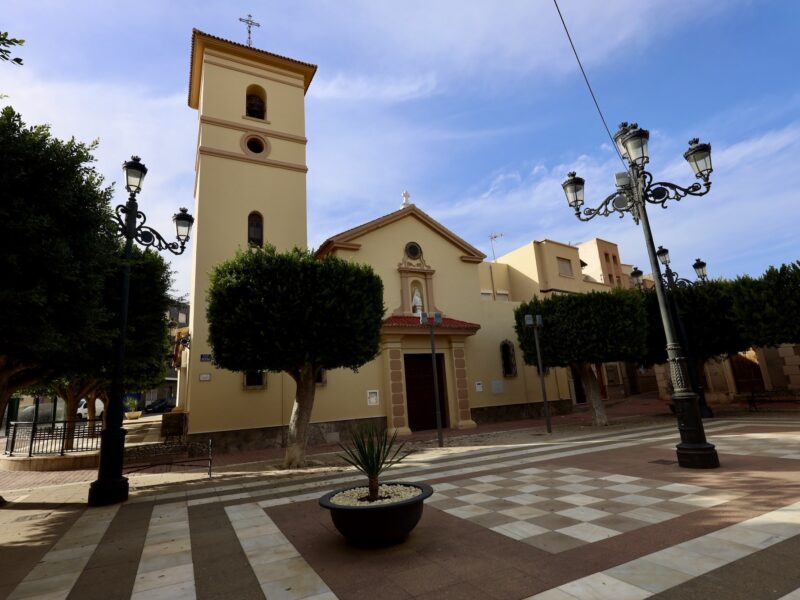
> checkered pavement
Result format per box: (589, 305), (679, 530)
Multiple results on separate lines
(677, 431), (800, 460)
(428, 466), (741, 553)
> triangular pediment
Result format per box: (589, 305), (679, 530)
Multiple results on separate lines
(316, 205), (486, 263)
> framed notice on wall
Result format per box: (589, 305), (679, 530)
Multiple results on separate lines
(367, 390), (379, 406)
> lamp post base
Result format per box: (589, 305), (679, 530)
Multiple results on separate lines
(88, 476), (129, 506)
(672, 390), (720, 469)
(676, 443), (720, 469)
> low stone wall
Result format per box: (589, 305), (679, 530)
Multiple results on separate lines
(187, 415), (388, 454)
(470, 399), (573, 424)
(0, 452), (99, 471)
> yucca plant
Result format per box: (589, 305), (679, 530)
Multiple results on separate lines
(338, 424), (412, 502)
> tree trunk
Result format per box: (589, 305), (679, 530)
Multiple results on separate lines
(87, 391), (97, 437)
(52, 381), (94, 451)
(575, 362), (608, 426)
(284, 364), (318, 469)
(0, 361), (44, 430)
(594, 363), (608, 400)
(368, 475), (380, 502)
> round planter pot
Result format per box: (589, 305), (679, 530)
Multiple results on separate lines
(319, 481), (433, 546)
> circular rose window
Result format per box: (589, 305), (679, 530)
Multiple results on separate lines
(405, 242), (422, 260)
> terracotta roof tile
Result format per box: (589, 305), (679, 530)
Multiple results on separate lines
(382, 315), (481, 330)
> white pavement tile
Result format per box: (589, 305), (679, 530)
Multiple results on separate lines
(556, 506), (612, 522)
(614, 494), (662, 507)
(605, 558), (693, 594)
(558, 494), (603, 506)
(707, 524), (788, 549)
(557, 523), (621, 543)
(644, 546), (727, 577)
(558, 573), (652, 600)
(619, 507), (676, 524)
(657, 483), (706, 494)
(526, 589), (581, 600)
(600, 475), (640, 483)
(491, 521), (549, 540)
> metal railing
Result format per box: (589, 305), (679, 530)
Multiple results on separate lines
(4, 419), (103, 457)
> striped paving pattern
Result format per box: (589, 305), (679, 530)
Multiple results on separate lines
(2, 417), (799, 599)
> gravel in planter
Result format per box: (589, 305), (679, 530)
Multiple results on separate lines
(330, 484), (422, 506)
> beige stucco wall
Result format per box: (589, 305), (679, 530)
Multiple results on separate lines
(181, 45), (312, 435)
(328, 209), (567, 428)
(179, 39), (626, 439)
(578, 238), (625, 288)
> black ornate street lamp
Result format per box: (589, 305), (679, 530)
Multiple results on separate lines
(88, 156), (195, 506)
(656, 247), (714, 419)
(561, 124), (719, 469)
(420, 311), (444, 448)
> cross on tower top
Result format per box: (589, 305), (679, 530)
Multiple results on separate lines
(238, 14), (261, 47)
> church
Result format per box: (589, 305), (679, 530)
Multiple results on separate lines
(176, 30), (632, 451)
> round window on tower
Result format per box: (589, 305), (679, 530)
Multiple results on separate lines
(405, 242), (422, 260)
(246, 137), (265, 154)
(240, 133), (270, 157)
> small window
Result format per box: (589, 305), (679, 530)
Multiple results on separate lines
(246, 136), (265, 154)
(557, 257), (573, 277)
(248, 212), (263, 246)
(245, 85), (267, 119)
(604, 252), (611, 263)
(612, 255), (618, 265)
(495, 292), (510, 302)
(244, 370), (266, 390)
(500, 340), (517, 378)
(616, 276), (622, 287)
(608, 273), (614, 284)
(480, 291), (492, 301)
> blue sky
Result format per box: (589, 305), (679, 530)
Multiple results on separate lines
(3, 0), (799, 296)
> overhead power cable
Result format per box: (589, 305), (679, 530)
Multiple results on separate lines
(552, 0), (628, 169)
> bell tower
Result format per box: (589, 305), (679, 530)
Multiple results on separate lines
(178, 29), (317, 435)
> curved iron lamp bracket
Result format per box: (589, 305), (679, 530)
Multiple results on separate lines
(662, 272), (695, 289)
(642, 170), (711, 210)
(575, 190), (633, 222)
(115, 204), (187, 256)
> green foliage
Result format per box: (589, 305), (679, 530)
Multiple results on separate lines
(733, 261), (800, 347)
(116, 246), (172, 391)
(0, 107), (115, 401)
(338, 424), (411, 482)
(0, 32), (24, 66)
(642, 281), (748, 366)
(0, 108), (171, 421)
(207, 246), (385, 376)
(514, 288), (647, 368)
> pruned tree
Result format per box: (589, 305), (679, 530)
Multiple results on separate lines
(52, 245), (171, 446)
(733, 261), (800, 347)
(0, 107), (115, 422)
(207, 246), (384, 467)
(515, 289), (647, 425)
(642, 281), (748, 366)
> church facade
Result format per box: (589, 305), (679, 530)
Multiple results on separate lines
(176, 30), (628, 450)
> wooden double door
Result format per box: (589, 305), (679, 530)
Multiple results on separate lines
(404, 353), (448, 432)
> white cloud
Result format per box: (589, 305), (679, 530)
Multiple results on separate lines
(310, 72), (438, 102)
(3, 67), (197, 297)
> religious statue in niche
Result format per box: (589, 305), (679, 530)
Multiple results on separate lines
(411, 286), (424, 313)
